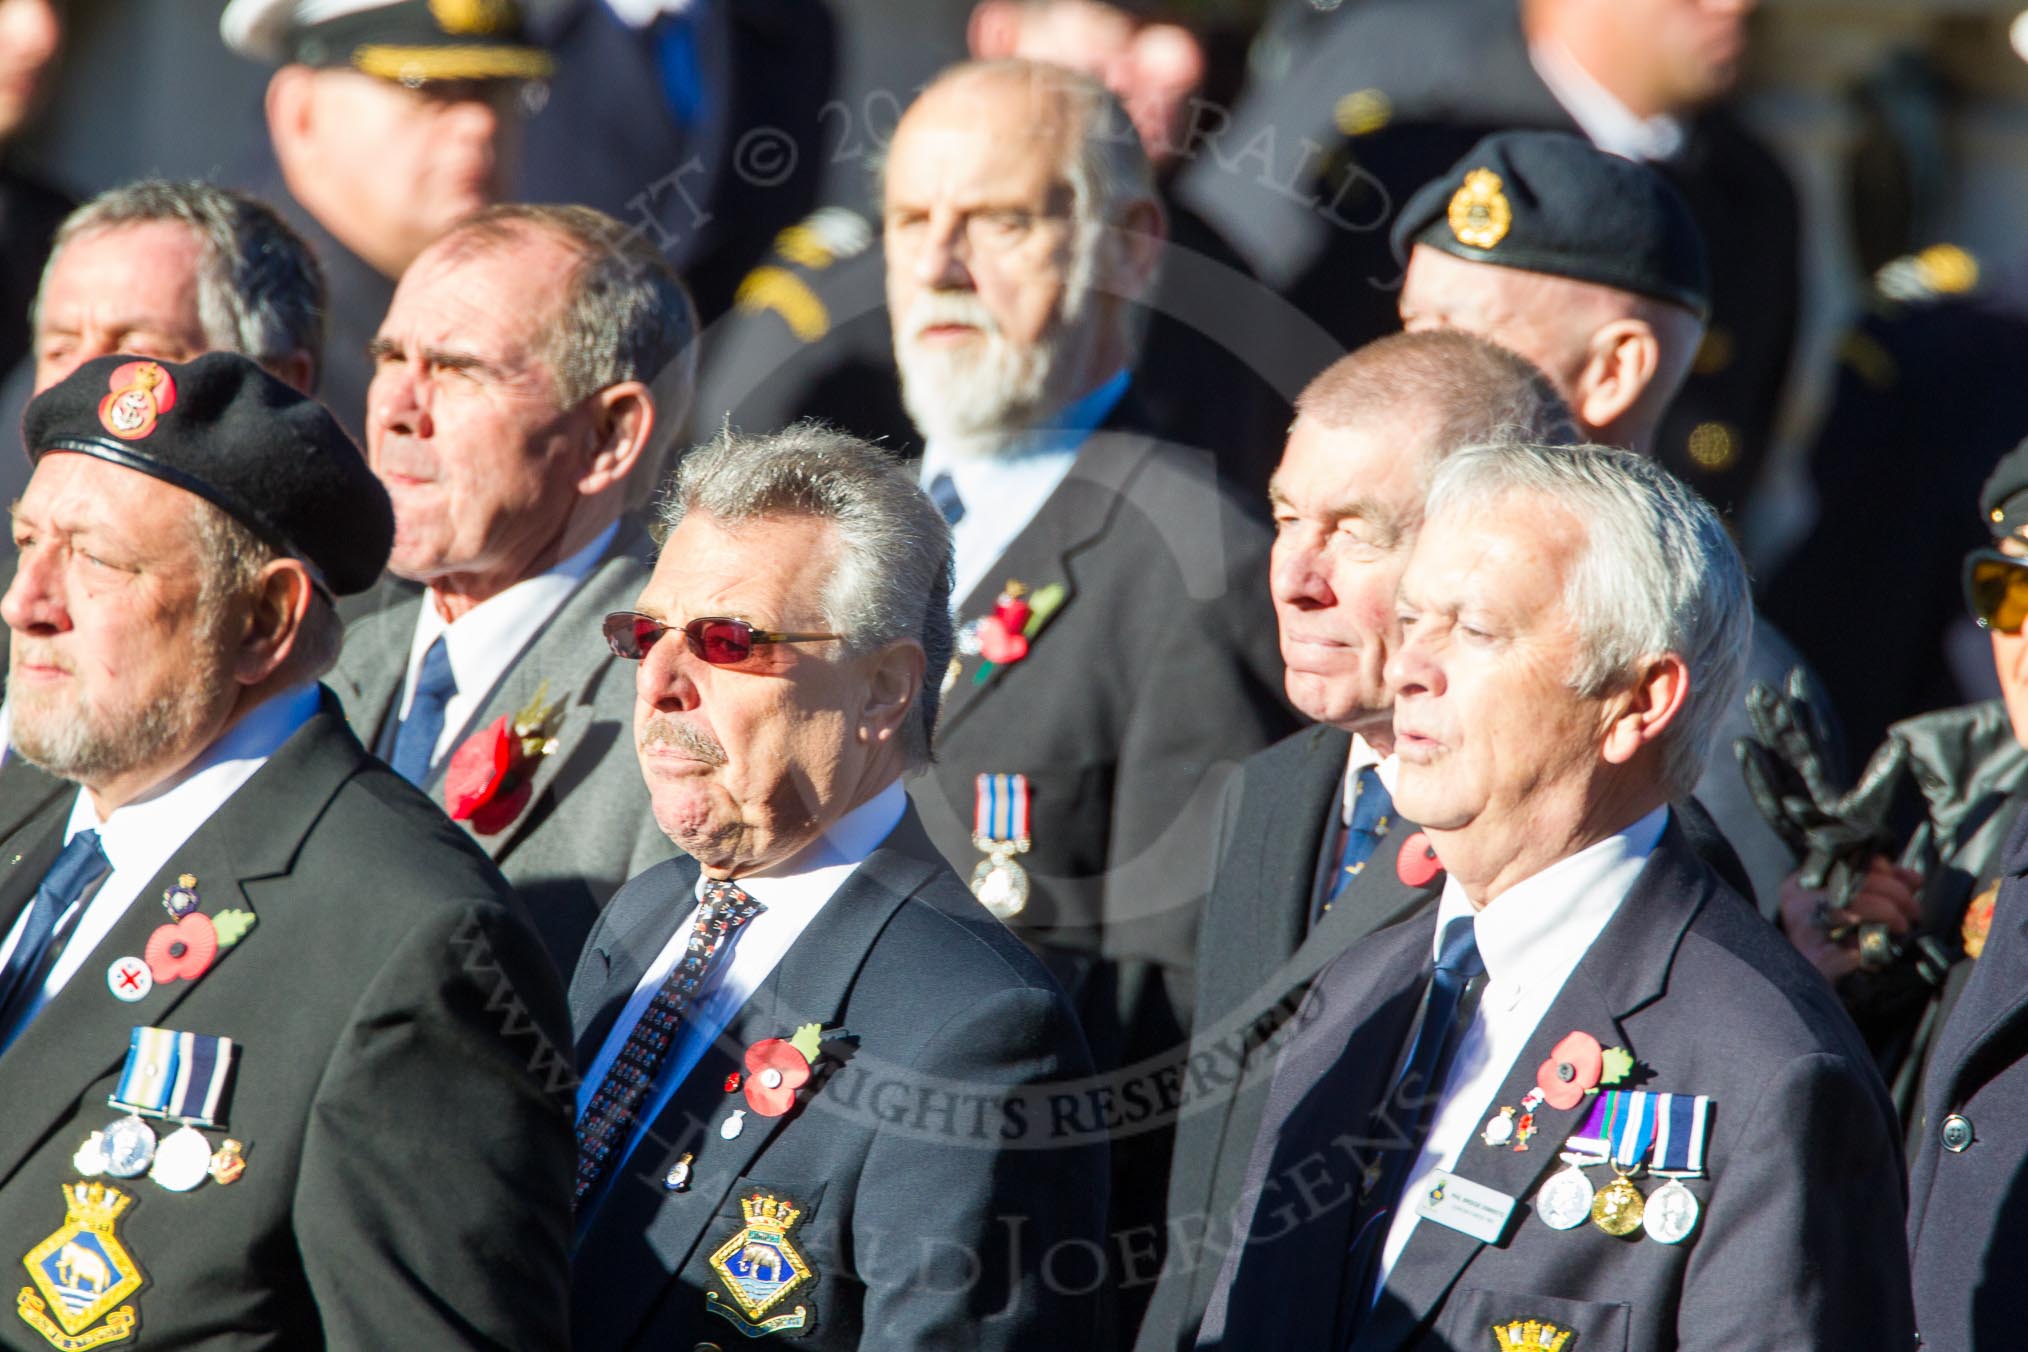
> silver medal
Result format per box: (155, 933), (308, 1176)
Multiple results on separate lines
(99, 1116), (158, 1178)
(1642, 1177), (1701, 1244)
(72, 1131), (107, 1177)
(149, 1125), (212, 1192)
(1535, 1164), (1595, 1231)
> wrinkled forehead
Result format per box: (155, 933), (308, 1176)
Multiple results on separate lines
(644, 511), (843, 627)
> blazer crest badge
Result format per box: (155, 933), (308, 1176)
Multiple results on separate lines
(705, 1191), (815, 1338)
(16, 1182), (147, 1349)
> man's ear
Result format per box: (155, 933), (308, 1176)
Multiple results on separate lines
(234, 559), (317, 687)
(1600, 652), (1689, 766)
(1573, 319), (1660, 436)
(967, 0), (1024, 58)
(858, 641), (926, 748)
(576, 381), (655, 497)
(265, 65), (315, 155)
(1103, 195), (1166, 302)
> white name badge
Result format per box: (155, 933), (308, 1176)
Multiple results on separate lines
(1413, 1170), (1518, 1244)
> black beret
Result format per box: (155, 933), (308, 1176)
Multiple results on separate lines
(221, 0), (551, 81)
(24, 352), (394, 596)
(1980, 437), (2028, 540)
(1391, 130), (1712, 320)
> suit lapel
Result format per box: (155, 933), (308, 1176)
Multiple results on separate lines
(1351, 825), (1715, 1352)
(0, 699), (366, 1191)
(328, 595), (414, 752)
(935, 404), (1162, 736)
(572, 814), (945, 1346)
(420, 521), (654, 862)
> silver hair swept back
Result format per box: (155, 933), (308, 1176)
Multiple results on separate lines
(659, 423), (956, 768)
(1422, 442), (1752, 797)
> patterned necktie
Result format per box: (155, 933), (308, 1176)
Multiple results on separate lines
(0, 830), (112, 1044)
(1315, 766), (1393, 925)
(1342, 916), (1485, 1333)
(574, 878), (766, 1208)
(389, 636), (457, 786)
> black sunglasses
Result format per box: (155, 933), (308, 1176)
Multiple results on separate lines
(1965, 548), (2028, 633)
(603, 611), (843, 665)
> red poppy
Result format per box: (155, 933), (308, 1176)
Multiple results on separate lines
(975, 614), (1030, 665)
(145, 913), (219, 983)
(1536, 1030), (1604, 1110)
(444, 716), (535, 834)
(1397, 832), (1443, 887)
(724, 1072), (742, 1094)
(742, 1038), (812, 1116)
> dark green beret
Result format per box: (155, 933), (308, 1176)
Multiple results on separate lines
(1980, 437), (2028, 540)
(1391, 130), (1712, 320)
(24, 352), (394, 596)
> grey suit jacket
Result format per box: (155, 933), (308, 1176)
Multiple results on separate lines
(1197, 822), (1913, 1351)
(329, 519), (671, 968)
(567, 807), (1109, 1349)
(1136, 724), (1438, 1352)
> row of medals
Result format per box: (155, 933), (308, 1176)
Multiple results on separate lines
(72, 1114), (243, 1193)
(1534, 1146), (1698, 1245)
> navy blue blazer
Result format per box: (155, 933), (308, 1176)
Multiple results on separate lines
(567, 807), (1108, 1349)
(1197, 822), (1912, 1351)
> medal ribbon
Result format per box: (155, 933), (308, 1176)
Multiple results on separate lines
(1604, 1089), (1658, 1169)
(1564, 1091), (1613, 1157)
(1649, 1092), (1710, 1176)
(973, 773), (1031, 845)
(110, 1025), (236, 1127)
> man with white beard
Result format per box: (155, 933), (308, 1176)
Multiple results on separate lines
(883, 59), (1296, 1323)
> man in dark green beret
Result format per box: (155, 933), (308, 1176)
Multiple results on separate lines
(0, 351), (572, 1348)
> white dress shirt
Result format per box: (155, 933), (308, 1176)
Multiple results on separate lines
(575, 780), (908, 1199)
(1530, 39), (1686, 164)
(1375, 805), (1668, 1287)
(397, 520), (616, 764)
(1340, 733), (1398, 826)
(920, 370), (1130, 607)
(0, 682), (321, 1051)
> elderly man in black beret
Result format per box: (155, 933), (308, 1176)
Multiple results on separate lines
(0, 352), (573, 1348)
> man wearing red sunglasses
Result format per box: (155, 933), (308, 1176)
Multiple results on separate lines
(331, 203), (697, 971)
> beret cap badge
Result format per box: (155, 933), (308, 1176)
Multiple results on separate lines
(96, 361), (176, 441)
(1447, 168), (1512, 251)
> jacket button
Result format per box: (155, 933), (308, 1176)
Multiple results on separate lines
(1942, 1113), (1974, 1153)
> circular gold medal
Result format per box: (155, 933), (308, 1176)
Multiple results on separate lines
(1590, 1172), (1646, 1236)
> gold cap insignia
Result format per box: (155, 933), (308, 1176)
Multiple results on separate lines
(429, 0), (517, 35)
(1448, 168), (1512, 250)
(1492, 1318), (1577, 1351)
(96, 361), (176, 441)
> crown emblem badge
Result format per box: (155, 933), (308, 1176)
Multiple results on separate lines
(706, 1191), (815, 1337)
(1492, 1318), (1577, 1352)
(1448, 168), (1513, 251)
(96, 361), (176, 442)
(17, 1182), (147, 1348)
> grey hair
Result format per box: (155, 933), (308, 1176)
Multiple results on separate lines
(658, 423), (955, 768)
(190, 501), (344, 682)
(431, 204), (699, 417)
(38, 181), (325, 379)
(1421, 443), (1751, 797)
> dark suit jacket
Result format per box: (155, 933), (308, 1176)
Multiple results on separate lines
(1197, 822), (1913, 1351)
(908, 393), (1295, 991)
(0, 695), (574, 1349)
(1135, 725), (1439, 1352)
(1907, 803), (2028, 1348)
(330, 519), (670, 969)
(568, 807), (1108, 1350)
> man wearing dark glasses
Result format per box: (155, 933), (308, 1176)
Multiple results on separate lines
(331, 204), (697, 970)
(569, 423), (1107, 1349)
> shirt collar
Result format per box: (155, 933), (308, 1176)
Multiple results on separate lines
(1530, 39), (1686, 163)
(1342, 734), (1399, 821)
(1433, 805), (1668, 984)
(920, 369), (1131, 480)
(66, 681), (322, 864)
(412, 519), (618, 680)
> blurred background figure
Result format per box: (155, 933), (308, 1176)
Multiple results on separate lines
(219, 0), (550, 444)
(1175, 0), (1797, 519)
(0, 0), (67, 380)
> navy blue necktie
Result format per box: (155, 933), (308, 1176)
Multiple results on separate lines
(928, 472), (966, 527)
(1343, 916), (1485, 1332)
(0, 829), (112, 1042)
(1315, 767), (1393, 925)
(389, 636), (456, 787)
(651, 8), (704, 126)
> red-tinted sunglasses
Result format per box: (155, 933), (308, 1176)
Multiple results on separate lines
(602, 611), (843, 665)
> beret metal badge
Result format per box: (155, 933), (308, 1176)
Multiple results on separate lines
(1447, 168), (1512, 251)
(97, 361), (176, 441)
